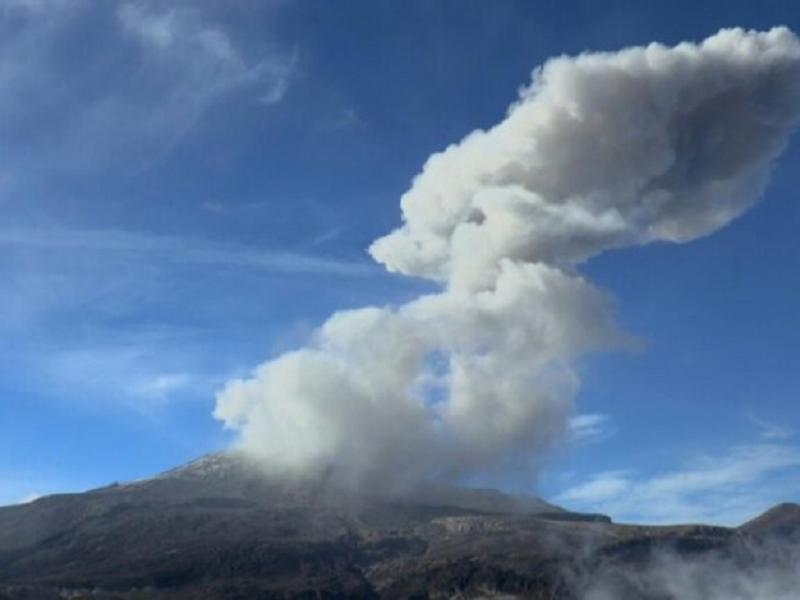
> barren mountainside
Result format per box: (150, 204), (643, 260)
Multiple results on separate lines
(0, 453), (797, 599)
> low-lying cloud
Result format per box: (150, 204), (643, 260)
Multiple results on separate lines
(577, 543), (800, 600)
(214, 28), (800, 490)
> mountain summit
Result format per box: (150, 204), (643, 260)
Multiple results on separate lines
(0, 453), (797, 599)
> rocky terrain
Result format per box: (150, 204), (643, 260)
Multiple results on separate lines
(0, 453), (797, 599)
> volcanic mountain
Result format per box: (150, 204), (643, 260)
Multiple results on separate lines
(0, 453), (797, 599)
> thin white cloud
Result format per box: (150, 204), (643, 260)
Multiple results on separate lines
(315, 106), (365, 132)
(120, 3), (297, 108)
(0, 0), (70, 14)
(0, 472), (87, 507)
(0, 490), (36, 508)
(0, 226), (379, 416)
(0, 471), (118, 507)
(135, 373), (194, 399)
(557, 443), (800, 525)
(17, 492), (41, 504)
(558, 469), (631, 503)
(0, 228), (375, 278)
(748, 412), (795, 440)
(0, 1), (296, 173)
(45, 343), (212, 413)
(257, 52), (298, 106)
(568, 413), (614, 444)
(200, 201), (229, 214)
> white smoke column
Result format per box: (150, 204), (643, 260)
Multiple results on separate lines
(214, 28), (800, 490)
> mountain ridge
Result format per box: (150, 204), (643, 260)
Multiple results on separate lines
(0, 452), (796, 599)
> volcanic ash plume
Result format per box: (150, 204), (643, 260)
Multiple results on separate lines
(214, 28), (800, 489)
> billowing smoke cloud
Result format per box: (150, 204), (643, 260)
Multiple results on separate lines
(214, 28), (800, 490)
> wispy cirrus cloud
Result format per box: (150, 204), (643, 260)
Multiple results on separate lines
(568, 413), (615, 444)
(314, 106), (366, 133)
(557, 442), (800, 525)
(748, 412), (795, 441)
(44, 341), (216, 413)
(0, 226), (379, 414)
(0, 228), (374, 278)
(0, 0), (295, 176)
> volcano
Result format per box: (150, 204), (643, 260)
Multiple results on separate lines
(0, 452), (796, 599)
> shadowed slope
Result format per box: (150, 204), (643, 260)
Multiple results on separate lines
(0, 453), (796, 599)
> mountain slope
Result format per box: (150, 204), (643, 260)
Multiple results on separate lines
(0, 453), (796, 599)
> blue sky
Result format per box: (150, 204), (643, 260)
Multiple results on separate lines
(2, 0), (800, 525)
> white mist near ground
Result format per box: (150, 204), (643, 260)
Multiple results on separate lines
(214, 27), (800, 490)
(579, 546), (800, 600)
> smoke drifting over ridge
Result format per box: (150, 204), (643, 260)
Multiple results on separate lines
(214, 28), (800, 489)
